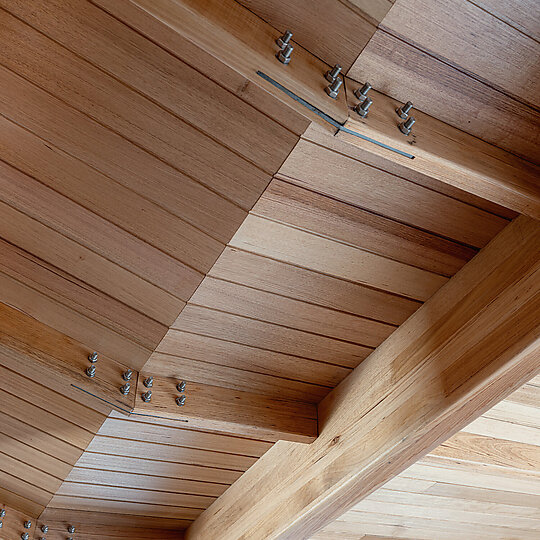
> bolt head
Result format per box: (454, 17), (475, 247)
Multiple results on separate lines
(68, 525), (76, 533)
(176, 381), (186, 393)
(24, 520), (32, 528)
(0, 509), (5, 517)
(325, 64), (342, 83)
(325, 86), (339, 99)
(21, 534), (29, 540)
(276, 30), (292, 48)
(276, 44), (293, 64)
(399, 121), (412, 135)
(396, 106), (408, 119)
(176, 395), (186, 407)
(86, 365), (96, 378)
(88, 352), (98, 363)
(41, 524), (49, 533)
(143, 376), (153, 388)
(120, 383), (131, 395)
(396, 101), (413, 119)
(354, 82), (372, 99)
(0, 521), (3, 528)
(355, 97), (372, 118)
(141, 391), (152, 402)
(123, 369), (133, 381)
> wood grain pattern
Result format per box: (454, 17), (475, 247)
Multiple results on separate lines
(470, 0), (540, 40)
(231, 214), (448, 300)
(302, 122), (519, 220)
(126, 0), (349, 123)
(185, 216), (540, 539)
(1, 0), (297, 175)
(156, 329), (351, 387)
(348, 29), (540, 164)
(146, 351), (332, 403)
(190, 277), (396, 345)
(0, 502), (37, 539)
(0, 240), (165, 353)
(279, 139), (511, 248)
(339, 83), (540, 219)
(172, 304), (374, 368)
(253, 179), (478, 276)
(133, 376), (317, 443)
(315, 390), (540, 540)
(381, 0), (540, 108)
(0, 10), (251, 236)
(93, 0), (309, 136)
(48, 412), (273, 523)
(235, 0), (379, 70)
(209, 248), (422, 325)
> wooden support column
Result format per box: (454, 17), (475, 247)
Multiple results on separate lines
(133, 375), (317, 443)
(0, 303), (136, 414)
(186, 215), (540, 539)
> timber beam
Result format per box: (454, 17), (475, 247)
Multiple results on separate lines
(133, 375), (318, 443)
(185, 215), (540, 539)
(339, 79), (540, 219)
(0, 302), (137, 414)
(99, 0), (540, 219)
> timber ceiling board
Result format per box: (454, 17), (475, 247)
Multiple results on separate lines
(44, 411), (272, 530)
(0, 0), (304, 371)
(349, 0), (540, 164)
(234, 0), (390, 70)
(0, 303), (135, 516)
(0, 503), (37, 540)
(145, 124), (514, 404)
(36, 510), (186, 540)
(311, 376), (540, 540)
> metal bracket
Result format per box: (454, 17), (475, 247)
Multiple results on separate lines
(256, 70), (415, 160)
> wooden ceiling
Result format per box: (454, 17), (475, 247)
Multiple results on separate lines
(312, 376), (540, 540)
(146, 124), (514, 403)
(0, 0), (538, 538)
(239, 0), (540, 164)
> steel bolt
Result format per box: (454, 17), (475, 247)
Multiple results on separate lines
(355, 96), (373, 118)
(122, 369), (133, 381)
(40, 538), (46, 540)
(41, 525), (49, 533)
(396, 100), (413, 119)
(354, 82), (372, 100)
(176, 381), (186, 393)
(399, 116), (416, 135)
(88, 352), (98, 363)
(276, 30), (292, 48)
(176, 395), (186, 407)
(143, 376), (153, 388)
(85, 365), (96, 378)
(24, 520), (32, 528)
(120, 383), (131, 395)
(276, 44), (293, 65)
(21, 534), (29, 540)
(0, 522), (3, 528)
(325, 78), (342, 99)
(141, 391), (152, 403)
(325, 64), (342, 83)
(68, 525), (76, 533)
(0, 509), (5, 517)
